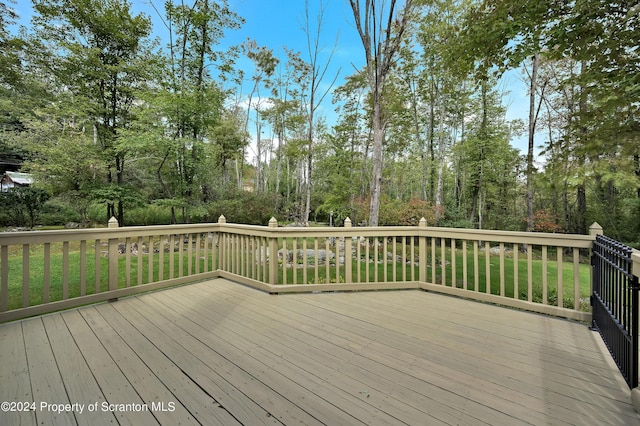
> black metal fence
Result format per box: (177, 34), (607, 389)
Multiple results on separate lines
(591, 234), (639, 389)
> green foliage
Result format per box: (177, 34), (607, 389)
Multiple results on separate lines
(207, 191), (278, 225)
(1, 186), (50, 228)
(39, 196), (82, 226)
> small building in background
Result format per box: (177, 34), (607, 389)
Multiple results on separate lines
(1, 172), (34, 192)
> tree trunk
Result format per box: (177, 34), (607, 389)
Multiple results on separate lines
(368, 99), (384, 227)
(525, 53), (539, 232)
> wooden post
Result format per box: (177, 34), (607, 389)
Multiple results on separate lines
(419, 217), (427, 283)
(589, 222), (603, 237)
(217, 215), (226, 271)
(344, 217), (353, 284)
(107, 217), (119, 293)
(268, 217), (278, 286)
(588, 222), (603, 303)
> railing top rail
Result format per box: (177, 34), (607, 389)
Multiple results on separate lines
(0, 222), (222, 244)
(0, 220), (597, 248)
(422, 226), (595, 247)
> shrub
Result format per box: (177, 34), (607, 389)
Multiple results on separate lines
(1, 187), (50, 228)
(207, 191), (278, 225)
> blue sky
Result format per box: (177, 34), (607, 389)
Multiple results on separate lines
(10, 0), (530, 154)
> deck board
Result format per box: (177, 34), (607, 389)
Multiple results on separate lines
(21, 318), (76, 426)
(41, 314), (117, 426)
(1, 278), (639, 425)
(77, 306), (200, 425)
(0, 322), (36, 425)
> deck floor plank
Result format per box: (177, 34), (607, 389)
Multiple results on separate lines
(77, 306), (200, 425)
(149, 287), (434, 426)
(105, 299), (304, 424)
(170, 284), (501, 425)
(2, 278), (639, 425)
(21, 318), (76, 426)
(0, 322), (36, 425)
(204, 285), (568, 425)
(120, 294), (359, 425)
(96, 301), (266, 426)
(41, 314), (117, 425)
(286, 290), (637, 425)
(59, 310), (159, 426)
(217, 283), (638, 425)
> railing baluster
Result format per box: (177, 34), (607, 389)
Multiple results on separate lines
(485, 242), (490, 295)
(357, 236), (362, 283)
(95, 239), (101, 293)
(62, 241), (69, 299)
(542, 245), (548, 305)
(410, 236), (415, 282)
(187, 234), (193, 277)
(148, 236), (154, 284)
(431, 238), (437, 284)
(302, 238), (308, 284)
(325, 238), (330, 284)
(441, 238), (446, 286)
(22, 244), (29, 308)
(292, 238), (298, 285)
(365, 237), (370, 283)
(499, 243), (505, 297)
(159, 236), (165, 281)
(557, 247), (563, 308)
(473, 240), (479, 292)
(178, 235), (184, 278)
(392, 237), (397, 282)
(137, 236), (143, 284)
(383, 237), (388, 282)
(451, 239), (456, 288)
(402, 237), (407, 282)
(0, 245), (7, 311)
(462, 240), (468, 290)
(125, 238), (131, 287)
(573, 248), (580, 310)
(314, 238), (319, 284)
(202, 232), (208, 274)
(513, 244), (519, 300)
(169, 234), (175, 279)
(79, 241), (86, 297)
(44, 243), (50, 303)
(527, 245), (533, 302)
(335, 236), (340, 283)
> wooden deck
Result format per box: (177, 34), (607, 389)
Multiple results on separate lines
(1, 279), (638, 425)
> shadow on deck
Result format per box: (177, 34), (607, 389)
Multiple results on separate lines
(1, 278), (638, 425)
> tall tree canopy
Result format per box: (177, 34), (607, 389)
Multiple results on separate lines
(1, 0), (638, 245)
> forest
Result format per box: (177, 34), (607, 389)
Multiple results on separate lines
(0, 0), (638, 246)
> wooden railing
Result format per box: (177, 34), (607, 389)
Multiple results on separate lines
(0, 215), (618, 322)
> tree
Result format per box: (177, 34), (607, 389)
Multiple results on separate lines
(30, 0), (154, 225)
(0, 0), (23, 90)
(299, 0), (341, 225)
(2, 186), (50, 228)
(349, 0), (416, 226)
